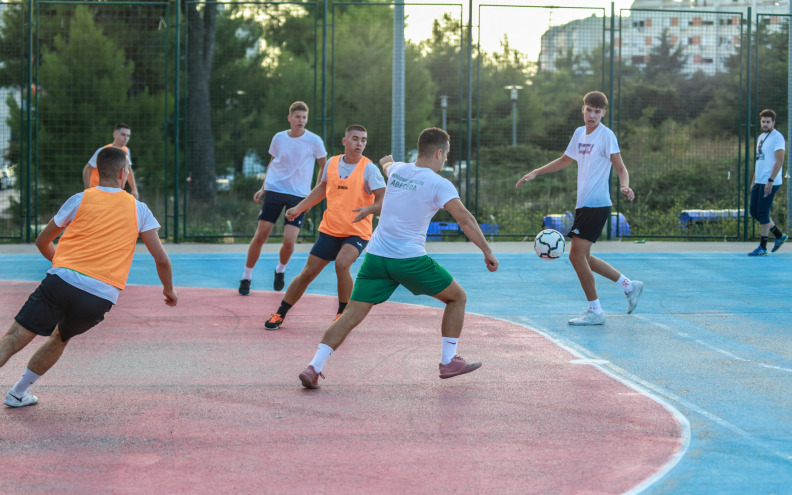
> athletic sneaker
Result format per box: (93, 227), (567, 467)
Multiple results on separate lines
(625, 280), (644, 314)
(772, 233), (788, 253)
(264, 313), (284, 330)
(568, 310), (606, 326)
(748, 246), (767, 256)
(238, 279), (251, 296)
(273, 271), (285, 291)
(299, 365), (324, 389)
(438, 355), (482, 379)
(4, 390), (38, 408)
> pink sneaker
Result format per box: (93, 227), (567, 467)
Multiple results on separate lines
(299, 365), (325, 389)
(438, 355), (482, 379)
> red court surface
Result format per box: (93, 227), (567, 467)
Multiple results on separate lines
(1, 282), (684, 494)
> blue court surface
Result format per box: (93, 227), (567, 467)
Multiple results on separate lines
(1, 241), (790, 494)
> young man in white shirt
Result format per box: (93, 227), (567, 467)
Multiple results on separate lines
(239, 101), (327, 294)
(516, 91), (643, 326)
(298, 127), (498, 388)
(748, 108), (787, 256)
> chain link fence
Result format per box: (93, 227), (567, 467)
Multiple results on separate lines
(1, 1), (788, 243)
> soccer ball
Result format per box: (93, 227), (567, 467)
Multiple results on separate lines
(534, 229), (565, 260)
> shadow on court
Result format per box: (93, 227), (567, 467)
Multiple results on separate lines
(0, 281), (683, 494)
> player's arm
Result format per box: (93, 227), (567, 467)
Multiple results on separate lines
(35, 220), (66, 262)
(140, 228), (178, 307)
(254, 156), (276, 203)
(352, 187), (385, 223)
(515, 154), (574, 187)
(444, 198), (498, 272)
(765, 148), (785, 195)
(82, 163), (92, 189)
(126, 167), (139, 199)
(611, 153), (635, 201)
(314, 156), (328, 186)
(286, 181), (327, 221)
(379, 155), (395, 177)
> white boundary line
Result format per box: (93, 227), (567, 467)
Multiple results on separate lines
(489, 313), (692, 495)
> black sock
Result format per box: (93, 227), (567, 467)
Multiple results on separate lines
(337, 302), (348, 315)
(760, 236), (769, 249)
(770, 226), (783, 239)
(277, 300), (293, 317)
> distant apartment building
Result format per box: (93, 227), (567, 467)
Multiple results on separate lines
(539, 0), (789, 76)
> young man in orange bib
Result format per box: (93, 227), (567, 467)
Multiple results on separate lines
(83, 123), (139, 198)
(1, 147), (177, 408)
(263, 125), (386, 330)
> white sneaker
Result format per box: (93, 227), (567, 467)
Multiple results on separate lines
(4, 389), (38, 408)
(568, 310), (606, 326)
(625, 280), (644, 314)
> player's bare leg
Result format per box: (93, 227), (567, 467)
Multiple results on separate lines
(0, 322), (37, 368)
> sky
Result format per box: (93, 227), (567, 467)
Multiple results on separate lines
(404, 0), (637, 59)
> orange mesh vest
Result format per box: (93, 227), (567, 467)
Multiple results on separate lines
(52, 188), (139, 289)
(319, 155), (375, 240)
(89, 145), (129, 188)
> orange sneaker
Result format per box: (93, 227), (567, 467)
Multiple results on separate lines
(264, 313), (284, 330)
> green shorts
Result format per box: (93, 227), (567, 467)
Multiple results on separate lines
(351, 253), (454, 304)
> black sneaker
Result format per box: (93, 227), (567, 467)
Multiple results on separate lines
(264, 313), (284, 330)
(273, 271), (285, 291)
(238, 279), (251, 296)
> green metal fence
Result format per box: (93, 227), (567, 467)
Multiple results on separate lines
(1, 1), (788, 243)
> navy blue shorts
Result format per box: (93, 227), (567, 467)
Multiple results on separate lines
(568, 206), (610, 243)
(258, 191), (306, 228)
(310, 232), (368, 261)
(749, 183), (780, 224)
(15, 274), (113, 342)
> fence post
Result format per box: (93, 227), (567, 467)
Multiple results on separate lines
(744, 7), (752, 241)
(392, 0), (404, 161)
(788, 3), (792, 231)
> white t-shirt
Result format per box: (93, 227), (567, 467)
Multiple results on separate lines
(265, 130), (327, 197)
(755, 129), (785, 185)
(321, 156), (386, 195)
(47, 187), (160, 304)
(88, 146), (132, 168)
(366, 162), (459, 259)
(564, 124), (620, 208)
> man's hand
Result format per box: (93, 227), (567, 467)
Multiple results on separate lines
(620, 185), (635, 201)
(253, 189), (265, 203)
(515, 171), (537, 188)
(163, 288), (178, 307)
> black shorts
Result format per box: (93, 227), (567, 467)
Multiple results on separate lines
(14, 274), (113, 342)
(310, 232), (368, 261)
(258, 191), (306, 228)
(568, 206), (611, 243)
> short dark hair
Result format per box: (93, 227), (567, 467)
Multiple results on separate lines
(97, 146), (129, 181)
(289, 101), (309, 114)
(114, 123), (130, 132)
(417, 127), (450, 157)
(346, 124), (367, 135)
(760, 109), (776, 121)
(583, 91), (608, 109)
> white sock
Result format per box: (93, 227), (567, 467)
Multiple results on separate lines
(441, 337), (459, 365)
(588, 299), (602, 314)
(309, 343), (334, 373)
(242, 267), (254, 280)
(275, 263), (287, 274)
(617, 274), (634, 293)
(11, 369), (41, 396)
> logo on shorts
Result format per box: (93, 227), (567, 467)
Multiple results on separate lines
(571, 228), (580, 235)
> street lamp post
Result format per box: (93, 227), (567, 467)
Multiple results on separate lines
(504, 85), (523, 146)
(440, 95), (448, 131)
